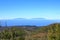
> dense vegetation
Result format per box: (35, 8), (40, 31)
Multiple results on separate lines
(0, 23), (60, 40)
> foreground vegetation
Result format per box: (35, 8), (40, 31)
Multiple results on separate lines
(0, 23), (60, 40)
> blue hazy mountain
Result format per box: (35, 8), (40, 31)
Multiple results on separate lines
(0, 18), (60, 26)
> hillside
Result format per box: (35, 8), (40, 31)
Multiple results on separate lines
(31, 23), (60, 40)
(0, 23), (60, 40)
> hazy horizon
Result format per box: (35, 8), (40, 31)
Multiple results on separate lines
(0, 0), (60, 20)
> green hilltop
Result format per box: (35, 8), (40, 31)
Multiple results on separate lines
(0, 23), (60, 40)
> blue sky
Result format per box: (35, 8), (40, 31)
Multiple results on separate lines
(0, 0), (60, 20)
